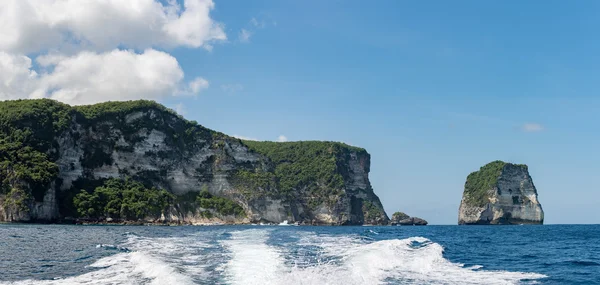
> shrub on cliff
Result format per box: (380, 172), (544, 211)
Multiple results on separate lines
(196, 190), (245, 217)
(0, 99), (71, 202)
(73, 178), (174, 220)
(464, 161), (528, 207)
(241, 141), (366, 204)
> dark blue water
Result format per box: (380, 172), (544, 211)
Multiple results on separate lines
(0, 224), (598, 284)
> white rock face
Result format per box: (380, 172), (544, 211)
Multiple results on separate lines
(458, 163), (544, 225)
(2, 106), (388, 225)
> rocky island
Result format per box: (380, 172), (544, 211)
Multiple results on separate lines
(390, 211), (428, 225)
(458, 161), (544, 225)
(0, 99), (389, 225)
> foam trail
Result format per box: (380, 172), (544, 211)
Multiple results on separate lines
(221, 229), (286, 285)
(1, 234), (216, 285)
(294, 234), (547, 285)
(1, 251), (194, 285)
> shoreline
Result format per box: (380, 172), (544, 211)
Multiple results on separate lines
(0, 219), (394, 226)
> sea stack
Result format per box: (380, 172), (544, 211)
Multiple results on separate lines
(458, 161), (544, 225)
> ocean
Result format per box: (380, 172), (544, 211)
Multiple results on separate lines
(0, 224), (598, 285)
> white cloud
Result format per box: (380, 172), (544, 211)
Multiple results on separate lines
(277, 135), (288, 142)
(522, 123), (544, 133)
(187, 77), (209, 95)
(239, 29), (252, 43)
(0, 0), (226, 54)
(0, 0), (226, 105)
(0, 49), (207, 105)
(232, 134), (259, 141)
(0, 52), (38, 100)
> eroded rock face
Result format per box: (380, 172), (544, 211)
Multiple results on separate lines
(458, 161), (544, 225)
(0, 100), (388, 225)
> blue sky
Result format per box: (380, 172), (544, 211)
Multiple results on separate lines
(165, 0), (600, 224)
(2, 0), (599, 224)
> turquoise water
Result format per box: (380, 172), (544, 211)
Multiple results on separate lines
(0, 224), (598, 284)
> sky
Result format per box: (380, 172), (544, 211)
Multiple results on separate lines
(1, 0), (599, 224)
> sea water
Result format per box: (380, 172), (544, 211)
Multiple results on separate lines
(0, 224), (598, 284)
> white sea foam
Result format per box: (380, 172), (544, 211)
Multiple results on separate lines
(221, 229), (286, 285)
(341, 237), (546, 285)
(2, 229), (547, 285)
(2, 233), (215, 285)
(222, 229), (546, 285)
(2, 251), (195, 285)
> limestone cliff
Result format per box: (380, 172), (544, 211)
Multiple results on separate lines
(0, 99), (388, 225)
(458, 161), (544, 225)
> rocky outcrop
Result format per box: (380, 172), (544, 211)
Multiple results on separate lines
(397, 217), (428, 226)
(458, 161), (544, 225)
(390, 212), (428, 225)
(0, 99), (388, 225)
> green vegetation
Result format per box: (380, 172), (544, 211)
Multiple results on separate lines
(196, 190), (246, 217)
(464, 161), (506, 207)
(464, 161), (528, 207)
(0, 99), (72, 202)
(392, 211), (409, 221)
(74, 100), (175, 121)
(242, 141), (366, 202)
(73, 178), (174, 220)
(173, 186), (246, 219)
(2, 187), (31, 215)
(74, 100), (214, 150)
(362, 200), (383, 222)
(71, 177), (247, 221)
(0, 99), (373, 222)
(231, 169), (277, 198)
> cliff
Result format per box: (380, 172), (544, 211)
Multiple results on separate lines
(458, 161), (544, 225)
(0, 99), (388, 225)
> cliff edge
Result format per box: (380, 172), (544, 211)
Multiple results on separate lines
(458, 161), (544, 225)
(0, 99), (388, 225)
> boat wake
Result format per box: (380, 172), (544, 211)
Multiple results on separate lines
(2, 229), (547, 285)
(221, 229), (547, 285)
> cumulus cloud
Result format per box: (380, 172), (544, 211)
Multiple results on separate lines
(0, 0), (226, 54)
(0, 0), (223, 105)
(522, 123), (544, 133)
(0, 49), (206, 105)
(277, 135), (288, 142)
(0, 52), (38, 100)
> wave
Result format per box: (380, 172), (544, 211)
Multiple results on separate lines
(1, 233), (219, 285)
(222, 230), (547, 285)
(95, 244), (130, 252)
(1, 251), (194, 285)
(221, 229), (286, 285)
(2, 229), (547, 285)
(341, 237), (546, 284)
